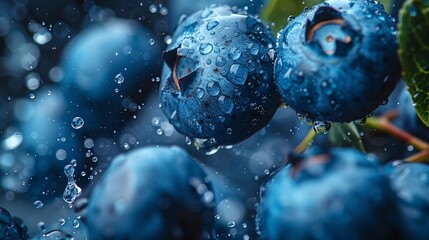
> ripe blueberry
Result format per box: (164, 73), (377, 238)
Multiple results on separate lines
(160, 5), (280, 147)
(275, 0), (401, 125)
(385, 161), (429, 240)
(257, 147), (396, 240)
(86, 146), (216, 240)
(0, 207), (29, 240)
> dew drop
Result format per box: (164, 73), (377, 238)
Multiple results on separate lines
(207, 20), (219, 30)
(207, 81), (221, 96)
(199, 43), (213, 55)
(196, 88), (205, 98)
(218, 95), (234, 114)
(228, 47), (242, 60)
(313, 121), (331, 134)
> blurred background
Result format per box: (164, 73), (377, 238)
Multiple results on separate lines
(0, 0), (399, 239)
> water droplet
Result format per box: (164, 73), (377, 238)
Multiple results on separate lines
(114, 73), (124, 84)
(228, 221), (236, 228)
(207, 81), (221, 96)
(218, 95), (234, 114)
(228, 47), (242, 60)
(207, 20), (219, 30)
(71, 117), (84, 129)
(196, 88), (205, 98)
(229, 64), (248, 85)
(29, 93), (35, 99)
(313, 121), (331, 134)
(199, 43), (213, 55)
(34, 200), (44, 209)
(148, 38), (155, 45)
(216, 56), (227, 67)
(353, 117), (366, 125)
(72, 219), (80, 228)
(58, 218), (65, 226)
(63, 164), (82, 205)
(200, 8), (213, 18)
(37, 221), (47, 232)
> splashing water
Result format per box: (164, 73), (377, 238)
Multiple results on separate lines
(63, 164), (82, 205)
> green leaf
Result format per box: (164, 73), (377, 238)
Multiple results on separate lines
(261, 0), (323, 34)
(398, 0), (429, 126)
(328, 123), (366, 152)
(261, 0), (392, 35)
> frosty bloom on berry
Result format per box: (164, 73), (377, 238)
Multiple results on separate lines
(160, 5), (280, 147)
(275, 0), (401, 126)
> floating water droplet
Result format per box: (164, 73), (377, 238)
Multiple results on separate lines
(199, 43), (213, 55)
(114, 73), (124, 84)
(227, 221), (236, 228)
(313, 121), (331, 134)
(72, 219), (80, 228)
(37, 221), (47, 232)
(29, 93), (35, 99)
(228, 47), (242, 60)
(71, 117), (84, 129)
(207, 81), (221, 96)
(63, 164), (82, 205)
(34, 200), (44, 209)
(148, 38), (155, 45)
(58, 218), (66, 226)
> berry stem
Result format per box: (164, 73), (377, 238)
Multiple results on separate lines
(294, 129), (318, 153)
(405, 149), (429, 163)
(365, 117), (429, 150)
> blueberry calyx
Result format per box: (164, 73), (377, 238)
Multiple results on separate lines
(304, 6), (360, 58)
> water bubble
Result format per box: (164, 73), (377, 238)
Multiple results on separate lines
(63, 164), (82, 205)
(58, 218), (66, 226)
(149, 4), (157, 13)
(148, 38), (155, 45)
(114, 73), (124, 84)
(71, 117), (84, 129)
(37, 221), (47, 232)
(199, 43), (213, 55)
(72, 219), (80, 228)
(353, 117), (366, 126)
(164, 35), (173, 45)
(313, 121), (331, 134)
(228, 47), (242, 60)
(29, 93), (36, 99)
(227, 221), (236, 228)
(34, 200), (44, 209)
(207, 81), (221, 96)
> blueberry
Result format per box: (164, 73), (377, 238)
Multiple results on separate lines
(167, 0), (266, 28)
(0, 207), (30, 240)
(160, 5), (280, 147)
(275, 0), (401, 124)
(86, 146), (216, 240)
(60, 18), (161, 134)
(257, 147), (396, 240)
(385, 162), (429, 240)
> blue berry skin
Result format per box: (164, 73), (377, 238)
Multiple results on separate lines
(275, 0), (401, 123)
(0, 207), (29, 240)
(385, 162), (429, 240)
(160, 5), (281, 147)
(257, 148), (396, 240)
(168, 0), (266, 28)
(86, 146), (216, 240)
(60, 19), (161, 133)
